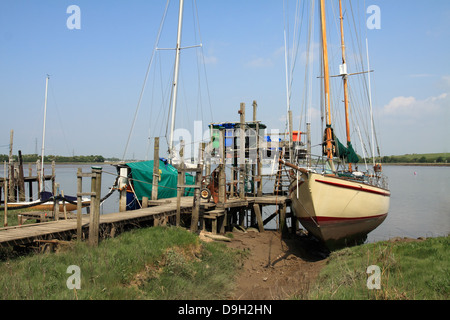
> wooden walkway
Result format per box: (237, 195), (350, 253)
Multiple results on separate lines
(0, 195), (290, 248)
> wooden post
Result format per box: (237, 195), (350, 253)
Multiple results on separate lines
(8, 130), (14, 202)
(28, 163), (33, 201)
(176, 140), (185, 227)
(119, 167), (128, 212)
(36, 159), (41, 197)
(89, 167), (102, 246)
(142, 196), (148, 208)
(3, 161), (8, 227)
(76, 168), (82, 241)
(218, 129), (226, 206)
(190, 144), (203, 233)
(61, 190), (68, 220)
(152, 137), (160, 201)
(18, 151), (25, 201)
(53, 182), (59, 221)
(239, 103), (245, 199)
(253, 203), (264, 232)
(279, 203), (288, 238)
(288, 110), (293, 163)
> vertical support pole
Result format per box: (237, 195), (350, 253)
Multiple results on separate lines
(8, 130), (14, 202)
(18, 151), (25, 202)
(89, 167), (102, 246)
(253, 203), (264, 232)
(288, 110), (293, 163)
(76, 167), (82, 241)
(190, 145), (203, 233)
(239, 103), (245, 199)
(53, 182), (59, 221)
(218, 129), (226, 206)
(119, 167), (128, 212)
(176, 140), (185, 227)
(142, 196), (148, 208)
(61, 189), (68, 220)
(279, 203), (288, 238)
(3, 161), (8, 227)
(36, 159), (41, 197)
(28, 163), (33, 201)
(152, 137), (160, 201)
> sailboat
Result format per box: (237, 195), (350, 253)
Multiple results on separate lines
(282, 0), (390, 248)
(8, 76), (90, 212)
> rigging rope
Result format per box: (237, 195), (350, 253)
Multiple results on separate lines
(122, 0), (171, 161)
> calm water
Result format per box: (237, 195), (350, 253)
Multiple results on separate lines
(367, 165), (450, 242)
(2, 164), (449, 242)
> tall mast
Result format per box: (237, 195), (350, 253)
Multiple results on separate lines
(339, 0), (352, 171)
(168, 0), (185, 160)
(40, 75), (49, 194)
(319, 0), (334, 171)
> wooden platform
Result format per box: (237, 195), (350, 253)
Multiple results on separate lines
(0, 195), (291, 248)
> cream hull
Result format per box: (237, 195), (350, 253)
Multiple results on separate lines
(290, 172), (390, 248)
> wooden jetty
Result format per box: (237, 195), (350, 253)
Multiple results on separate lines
(0, 101), (299, 250)
(0, 195), (291, 248)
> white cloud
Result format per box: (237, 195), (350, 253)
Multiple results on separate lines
(382, 93), (449, 119)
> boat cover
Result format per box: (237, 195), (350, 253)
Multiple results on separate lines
(126, 160), (195, 200)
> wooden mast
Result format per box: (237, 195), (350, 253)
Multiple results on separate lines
(339, 0), (352, 172)
(319, 0), (334, 171)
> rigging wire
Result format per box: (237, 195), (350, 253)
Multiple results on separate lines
(122, 0), (171, 161)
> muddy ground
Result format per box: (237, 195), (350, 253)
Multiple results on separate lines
(223, 230), (329, 300)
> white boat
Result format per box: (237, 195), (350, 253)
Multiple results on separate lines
(282, 0), (390, 248)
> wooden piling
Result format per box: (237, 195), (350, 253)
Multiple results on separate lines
(76, 168), (82, 240)
(89, 167), (102, 246)
(239, 103), (245, 199)
(152, 137), (159, 201)
(18, 151), (25, 201)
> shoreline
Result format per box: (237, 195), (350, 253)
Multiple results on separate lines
(382, 162), (450, 167)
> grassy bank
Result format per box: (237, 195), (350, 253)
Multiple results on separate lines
(308, 236), (449, 300)
(0, 226), (246, 300)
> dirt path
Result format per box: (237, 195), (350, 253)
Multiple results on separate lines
(224, 230), (329, 300)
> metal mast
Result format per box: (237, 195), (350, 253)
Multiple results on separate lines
(168, 0), (185, 159)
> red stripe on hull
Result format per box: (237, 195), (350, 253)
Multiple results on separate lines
(315, 179), (390, 197)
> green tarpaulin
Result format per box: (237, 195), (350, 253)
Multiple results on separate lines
(126, 160), (195, 200)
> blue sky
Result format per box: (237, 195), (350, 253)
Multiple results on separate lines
(0, 0), (449, 160)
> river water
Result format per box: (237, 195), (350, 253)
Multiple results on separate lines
(2, 163), (449, 243)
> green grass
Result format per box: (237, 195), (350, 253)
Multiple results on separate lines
(308, 236), (449, 300)
(0, 226), (246, 300)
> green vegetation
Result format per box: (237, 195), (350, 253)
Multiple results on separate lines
(0, 226), (246, 300)
(308, 236), (449, 300)
(0, 154), (111, 163)
(380, 153), (450, 164)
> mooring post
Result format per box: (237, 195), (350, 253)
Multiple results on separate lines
(218, 129), (226, 206)
(76, 168), (82, 241)
(119, 167), (128, 212)
(3, 161), (8, 227)
(89, 167), (102, 246)
(190, 144), (203, 233)
(239, 103), (245, 199)
(152, 137), (160, 201)
(176, 140), (185, 227)
(18, 151), (25, 202)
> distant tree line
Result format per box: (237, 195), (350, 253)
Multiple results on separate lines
(380, 155), (450, 164)
(0, 154), (117, 163)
